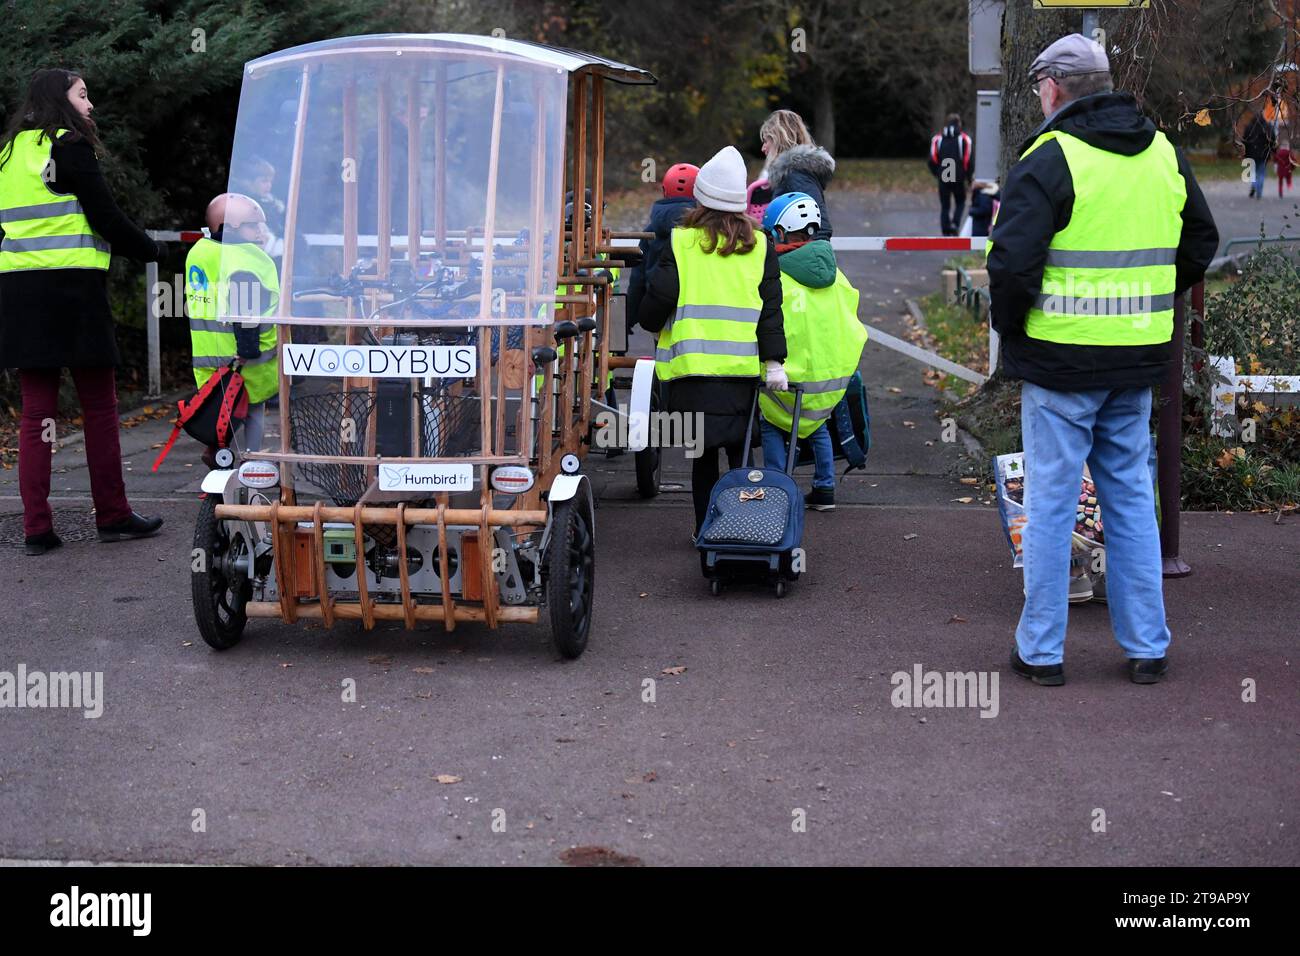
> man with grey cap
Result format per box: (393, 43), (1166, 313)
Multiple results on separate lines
(987, 34), (1217, 687)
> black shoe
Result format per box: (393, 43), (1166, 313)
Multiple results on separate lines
(97, 512), (164, 542)
(24, 530), (63, 556)
(805, 487), (836, 511)
(1010, 649), (1065, 686)
(1128, 657), (1169, 684)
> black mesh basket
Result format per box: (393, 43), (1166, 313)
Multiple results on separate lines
(288, 387), (483, 505)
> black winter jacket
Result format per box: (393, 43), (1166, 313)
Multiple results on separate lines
(625, 195), (695, 329)
(0, 132), (159, 369)
(637, 228), (785, 447)
(767, 144), (836, 239)
(987, 93), (1218, 391)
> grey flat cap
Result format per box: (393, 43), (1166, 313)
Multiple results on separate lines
(1029, 33), (1110, 78)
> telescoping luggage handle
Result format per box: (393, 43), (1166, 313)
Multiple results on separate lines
(741, 383), (804, 476)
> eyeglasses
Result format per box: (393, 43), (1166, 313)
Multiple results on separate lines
(1031, 75), (1054, 97)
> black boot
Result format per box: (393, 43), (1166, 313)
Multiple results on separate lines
(1128, 657), (1169, 684)
(24, 530), (63, 556)
(1010, 649), (1065, 686)
(97, 512), (164, 543)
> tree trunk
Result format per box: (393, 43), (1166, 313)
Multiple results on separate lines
(813, 69), (836, 155)
(998, 0), (1077, 180)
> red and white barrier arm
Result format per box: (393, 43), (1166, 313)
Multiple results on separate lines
(829, 236), (987, 252)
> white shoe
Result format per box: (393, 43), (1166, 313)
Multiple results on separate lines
(1068, 572), (1094, 604)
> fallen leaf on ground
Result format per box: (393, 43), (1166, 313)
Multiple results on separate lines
(903, 533), (918, 540)
(959, 477), (979, 485)
(412, 666), (434, 674)
(433, 774), (461, 785)
(661, 665), (687, 676)
(559, 846), (642, 867)
(953, 496), (974, 503)
(642, 771), (657, 782)
(947, 615), (968, 624)
(887, 386), (902, 394)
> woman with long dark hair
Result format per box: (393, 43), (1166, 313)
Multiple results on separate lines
(0, 68), (163, 554)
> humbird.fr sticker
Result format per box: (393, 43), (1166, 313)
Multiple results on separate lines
(379, 464), (474, 491)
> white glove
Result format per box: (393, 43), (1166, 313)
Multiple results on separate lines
(764, 360), (789, 392)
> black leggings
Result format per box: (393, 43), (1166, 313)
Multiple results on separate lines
(938, 181), (967, 236)
(692, 442), (743, 532)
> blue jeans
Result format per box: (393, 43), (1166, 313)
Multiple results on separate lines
(1252, 159), (1268, 196)
(1016, 382), (1170, 665)
(761, 419), (835, 489)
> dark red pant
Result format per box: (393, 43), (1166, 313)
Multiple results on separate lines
(19, 367), (132, 536)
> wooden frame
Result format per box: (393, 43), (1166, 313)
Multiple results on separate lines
(214, 40), (650, 634)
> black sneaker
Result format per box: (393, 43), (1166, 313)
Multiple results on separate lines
(97, 512), (164, 543)
(24, 530), (63, 556)
(1128, 657), (1169, 684)
(1010, 649), (1065, 686)
(805, 487), (836, 511)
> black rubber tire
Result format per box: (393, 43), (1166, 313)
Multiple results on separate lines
(634, 447), (660, 498)
(709, 578), (722, 597)
(191, 496), (251, 650)
(545, 496), (595, 659)
(774, 579), (787, 599)
(634, 381), (662, 498)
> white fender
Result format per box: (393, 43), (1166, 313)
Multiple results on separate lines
(545, 472), (594, 540)
(201, 469), (237, 498)
(627, 357), (656, 452)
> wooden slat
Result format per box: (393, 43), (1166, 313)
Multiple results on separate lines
(218, 503), (546, 526)
(436, 495), (455, 632)
(245, 601), (539, 624)
(312, 500), (335, 627)
(395, 502), (416, 629)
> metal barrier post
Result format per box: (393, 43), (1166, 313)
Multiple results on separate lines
(145, 259), (161, 398)
(1159, 294), (1190, 577)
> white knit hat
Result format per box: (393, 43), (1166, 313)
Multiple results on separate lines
(693, 145), (748, 212)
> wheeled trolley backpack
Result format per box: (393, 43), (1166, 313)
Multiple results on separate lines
(696, 386), (805, 598)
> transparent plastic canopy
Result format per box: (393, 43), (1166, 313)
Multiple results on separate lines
(219, 34), (586, 329)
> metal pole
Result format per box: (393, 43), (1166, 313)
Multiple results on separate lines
(1081, 10), (1099, 41)
(145, 260), (161, 398)
(1159, 294), (1190, 577)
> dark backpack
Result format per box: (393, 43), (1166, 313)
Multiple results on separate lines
(151, 363), (249, 471)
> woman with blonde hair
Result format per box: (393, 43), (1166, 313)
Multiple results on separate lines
(638, 145), (787, 539)
(756, 109), (836, 237)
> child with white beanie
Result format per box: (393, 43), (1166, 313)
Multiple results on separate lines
(637, 145), (789, 540)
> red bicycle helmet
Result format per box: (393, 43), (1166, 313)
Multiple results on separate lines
(662, 163), (699, 198)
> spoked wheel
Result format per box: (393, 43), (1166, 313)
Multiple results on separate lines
(545, 497), (595, 659)
(191, 496), (251, 650)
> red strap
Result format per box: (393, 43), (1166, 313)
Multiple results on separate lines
(151, 423), (183, 472)
(930, 136), (940, 165)
(214, 370), (246, 448)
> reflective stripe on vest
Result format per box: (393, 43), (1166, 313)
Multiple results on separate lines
(0, 130), (111, 273)
(184, 237), (281, 403)
(655, 227), (765, 382)
(1021, 129), (1185, 347)
(758, 265), (867, 439)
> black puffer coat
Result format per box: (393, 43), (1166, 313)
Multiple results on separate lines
(0, 131), (159, 369)
(766, 144), (836, 238)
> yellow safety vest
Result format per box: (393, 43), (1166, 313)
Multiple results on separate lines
(184, 237), (280, 404)
(759, 266), (866, 438)
(655, 227), (765, 382)
(0, 129), (110, 273)
(1020, 129), (1185, 346)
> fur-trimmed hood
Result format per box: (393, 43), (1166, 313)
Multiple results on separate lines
(767, 144), (836, 194)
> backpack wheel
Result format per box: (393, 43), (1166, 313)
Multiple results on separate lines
(774, 579), (787, 599)
(709, 578), (723, 597)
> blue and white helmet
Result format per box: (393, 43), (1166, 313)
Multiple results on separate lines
(762, 191), (822, 235)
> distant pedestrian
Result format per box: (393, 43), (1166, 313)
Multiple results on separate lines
(0, 68), (164, 555)
(759, 110), (836, 238)
(1243, 112), (1274, 199)
(928, 114), (973, 235)
(1276, 138), (1293, 197)
(987, 34), (1218, 685)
